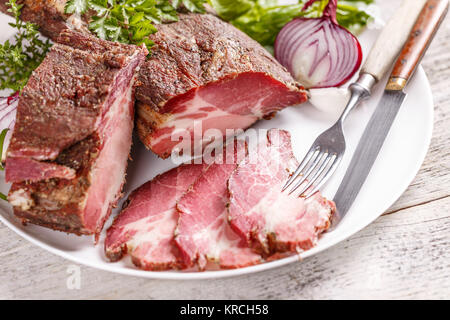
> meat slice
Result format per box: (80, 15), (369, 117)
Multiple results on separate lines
(175, 140), (262, 270)
(227, 129), (336, 254)
(135, 13), (308, 158)
(6, 30), (147, 236)
(104, 163), (207, 270)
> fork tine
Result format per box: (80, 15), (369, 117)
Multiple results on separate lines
(288, 151), (327, 195)
(295, 153), (333, 197)
(282, 146), (319, 191)
(304, 154), (340, 199)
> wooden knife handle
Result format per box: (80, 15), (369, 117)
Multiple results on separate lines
(386, 0), (449, 90)
(361, 0), (427, 82)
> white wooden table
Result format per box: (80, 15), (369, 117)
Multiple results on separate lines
(0, 6), (449, 300)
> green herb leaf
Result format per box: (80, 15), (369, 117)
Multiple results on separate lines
(231, 2), (304, 46)
(132, 20), (158, 42)
(336, 1), (374, 34)
(130, 11), (145, 25)
(65, 0), (89, 15)
(0, 0), (52, 92)
(208, 0), (254, 21)
(156, 1), (179, 22)
(89, 15), (108, 39)
(173, 0), (207, 13)
(88, 0), (110, 16)
(209, 0), (375, 46)
(64, 0), (206, 49)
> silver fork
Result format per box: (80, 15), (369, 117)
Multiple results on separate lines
(283, 74), (376, 197)
(282, 0), (429, 197)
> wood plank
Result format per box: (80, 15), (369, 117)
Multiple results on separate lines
(0, 196), (448, 299)
(386, 14), (450, 213)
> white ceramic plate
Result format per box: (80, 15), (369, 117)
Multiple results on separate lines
(0, 2), (434, 280)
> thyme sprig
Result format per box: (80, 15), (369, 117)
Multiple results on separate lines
(0, 0), (52, 92)
(64, 0), (207, 48)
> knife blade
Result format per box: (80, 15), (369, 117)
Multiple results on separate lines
(333, 90), (405, 217)
(333, 0), (449, 218)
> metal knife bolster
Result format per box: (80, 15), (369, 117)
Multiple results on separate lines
(386, 77), (408, 91)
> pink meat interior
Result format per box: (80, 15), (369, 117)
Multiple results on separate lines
(147, 72), (305, 157)
(83, 86), (134, 233)
(105, 163), (207, 269)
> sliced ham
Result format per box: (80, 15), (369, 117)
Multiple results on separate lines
(105, 130), (334, 271)
(6, 30), (147, 236)
(135, 13), (308, 158)
(104, 163), (207, 270)
(227, 129), (336, 254)
(175, 140), (262, 270)
(0, 5), (309, 161)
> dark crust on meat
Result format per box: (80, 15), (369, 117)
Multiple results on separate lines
(131, 255), (184, 271)
(0, 0), (89, 40)
(8, 30), (142, 160)
(7, 30), (147, 236)
(11, 135), (100, 235)
(135, 13), (305, 111)
(134, 13), (307, 157)
(10, 114), (131, 236)
(105, 243), (127, 262)
(21, 0), (72, 40)
(107, 238), (186, 271)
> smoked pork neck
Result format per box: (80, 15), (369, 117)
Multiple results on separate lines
(6, 30), (147, 236)
(0, 2), (308, 159)
(136, 13), (308, 158)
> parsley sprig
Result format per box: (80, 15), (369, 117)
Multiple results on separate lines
(0, 0), (52, 92)
(172, 0), (207, 13)
(64, 0), (206, 48)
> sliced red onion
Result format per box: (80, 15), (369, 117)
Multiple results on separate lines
(274, 0), (362, 89)
(0, 92), (19, 163)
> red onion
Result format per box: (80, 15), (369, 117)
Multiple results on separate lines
(274, 0), (362, 89)
(0, 92), (19, 163)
